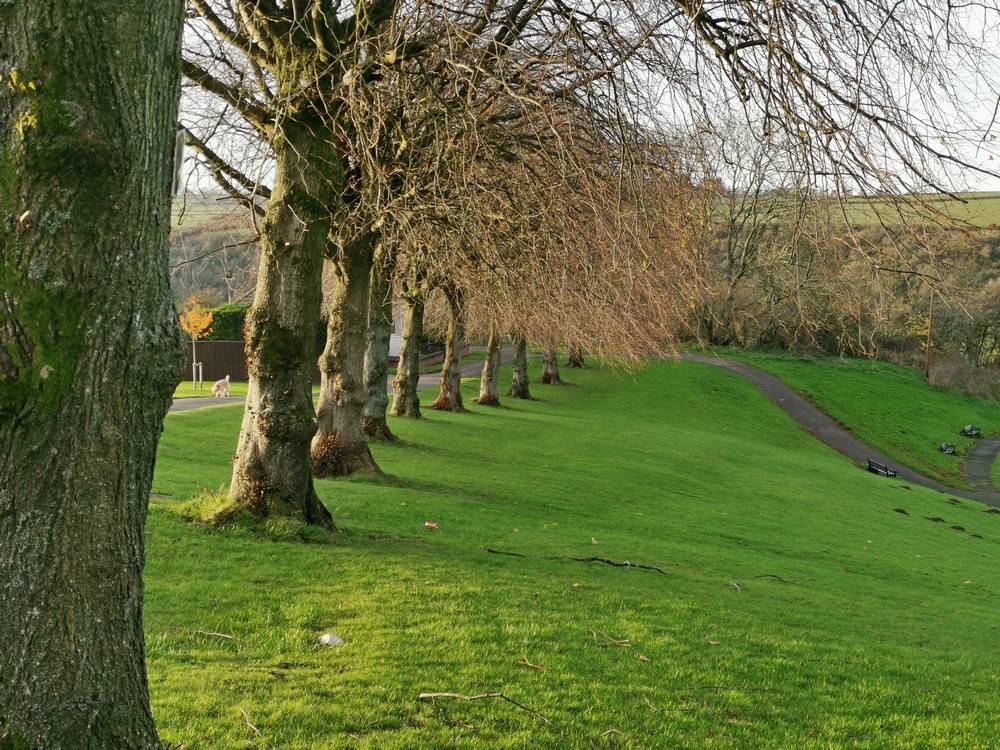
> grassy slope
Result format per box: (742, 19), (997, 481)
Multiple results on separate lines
(726, 350), (1000, 489)
(149, 361), (1000, 749)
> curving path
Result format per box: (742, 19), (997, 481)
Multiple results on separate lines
(681, 353), (1000, 508)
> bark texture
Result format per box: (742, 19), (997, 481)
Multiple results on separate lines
(0, 2), (184, 747)
(508, 336), (532, 399)
(312, 247), (380, 476)
(390, 289), (425, 419)
(540, 345), (563, 385)
(362, 262), (397, 441)
(475, 332), (503, 405)
(566, 344), (585, 368)
(431, 289), (467, 412)
(228, 119), (336, 527)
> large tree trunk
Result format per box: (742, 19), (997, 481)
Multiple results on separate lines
(312, 245), (380, 477)
(566, 344), (585, 368)
(362, 261), (397, 441)
(431, 289), (467, 412)
(508, 336), (532, 399)
(475, 331), (503, 406)
(0, 2), (184, 747)
(390, 288), (425, 419)
(540, 345), (563, 385)
(227, 121), (336, 527)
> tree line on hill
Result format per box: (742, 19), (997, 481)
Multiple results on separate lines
(4, 0), (1000, 746)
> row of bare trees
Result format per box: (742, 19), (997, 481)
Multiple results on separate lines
(180, 0), (709, 528)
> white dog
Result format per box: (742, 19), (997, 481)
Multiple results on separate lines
(211, 375), (231, 398)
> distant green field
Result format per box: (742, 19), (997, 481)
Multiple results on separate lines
(726, 350), (1000, 488)
(839, 191), (1000, 228)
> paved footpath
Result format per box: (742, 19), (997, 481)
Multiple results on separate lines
(682, 353), (1000, 508)
(168, 348), (514, 415)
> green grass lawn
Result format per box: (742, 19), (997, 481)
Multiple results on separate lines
(148, 359), (1000, 748)
(173, 381), (251, 399)
(722, 350), (1000, 489)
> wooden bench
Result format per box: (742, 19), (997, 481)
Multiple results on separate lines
(939, 442), (956, 455)
(961, 425), (982, 438)
(867, 458), (897, 478)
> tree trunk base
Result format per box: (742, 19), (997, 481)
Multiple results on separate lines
(430, 394), (467, 412)
(507, 384), (532, 399)
(474, 393), (501, 406)
(312, 434), (381, 477)
(362, 416), (399, 442)
(226, 480), (335, 530)
(539, 372), (563, 385)
(390, 401), (422, 419)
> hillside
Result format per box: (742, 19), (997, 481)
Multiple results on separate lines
(148, 360), (1000, 748)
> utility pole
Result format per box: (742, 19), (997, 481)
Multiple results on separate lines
(924, 289), (935, 380)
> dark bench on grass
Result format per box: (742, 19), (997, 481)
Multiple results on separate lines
(867, 458), (897, 478)
(939, 442), (956, 455)
(961, 425), (982, 438)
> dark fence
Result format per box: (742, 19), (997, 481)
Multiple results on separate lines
(182, 340), (449, 385)
(182, 341), (323, 384)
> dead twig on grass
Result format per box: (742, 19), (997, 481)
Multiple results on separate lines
(591, 629), (631, 647)
(197, 630), (236, 640)
(548, 556), (670, 575)
(240, 708), (269, 746)
(517, 657), (549, 672)
(750, 574), (796, 584)
(418, 691), (556, 727)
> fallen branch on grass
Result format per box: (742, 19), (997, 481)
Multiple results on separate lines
(750, 574), (796, 584)
(197, 630), (236, 640)
(592, 629), (631, 647)
(547, 556), (670, 575)
(486, 548), (669, 575)
(418, 691), (556, 727)
(485, 547), (526, 557)
(517, 658), (549, 672)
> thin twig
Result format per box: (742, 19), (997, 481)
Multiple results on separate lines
(591, 629), (631, 647)
(517, 657), (549, 672)
(197, 630), (236, 640)
(418, 692), (556, 727)
(240, 708), (267, 744)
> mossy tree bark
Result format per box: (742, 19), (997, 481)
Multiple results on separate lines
(0, 2), (184, 747)
(362, 261), (397, 441)
(228, 120), (337, 527)
(540, 345), (563, 384)
(508, 335), (532, 399)
(390, 285), (426, 419)
(312, 244), (380, 476)
(476, 331), (503, 405)
(566, 344), (585, 368)
(431, 288), (467, 412)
